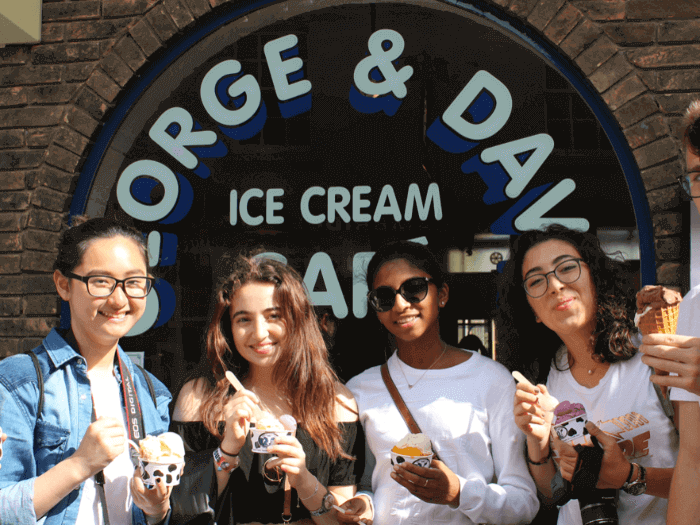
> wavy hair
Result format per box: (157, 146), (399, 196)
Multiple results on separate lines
(496, 225), (636, 384)
(200, 254), (349, 460)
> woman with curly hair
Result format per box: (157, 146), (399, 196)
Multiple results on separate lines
(169, 254), (364, 524)
(497, 225), (679, 525)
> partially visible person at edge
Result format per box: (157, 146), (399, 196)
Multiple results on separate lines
(497, 225), (679, 525)
(0, 217), (172, 525)
(639, 100), (700, 524)
(168, 253), (367, 525)
(339, 240), (538, 525)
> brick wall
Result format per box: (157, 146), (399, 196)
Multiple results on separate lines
(0, 0), (697, 356)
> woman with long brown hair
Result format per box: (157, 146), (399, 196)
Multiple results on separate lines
(170, 254), (365, 524)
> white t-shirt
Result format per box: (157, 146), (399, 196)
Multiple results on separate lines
(670, 283), (700, 402)
(547, 351), (679, 525)
(347, 351), (538, 525)
(76, 373), (134, 525)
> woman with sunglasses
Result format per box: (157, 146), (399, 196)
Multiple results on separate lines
(0, 217), (172, 525)
(497, 225), (679, 525)
(339, 241), (538, 525)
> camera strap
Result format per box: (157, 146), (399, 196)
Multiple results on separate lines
(571, 435), (604, 492)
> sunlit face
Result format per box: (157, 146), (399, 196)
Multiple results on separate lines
(371, 258), (448, 344)
(522, 239), (597, 339)
(230, 282), (287, 369)
(55, 236), (149, 352)
(686, 147), (700, 215)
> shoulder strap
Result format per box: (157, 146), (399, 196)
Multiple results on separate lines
(652, 381), (675, 422)
(134, 363), (157, 407)
(25, 350), (44, 418)
(380, 363), (440, 461)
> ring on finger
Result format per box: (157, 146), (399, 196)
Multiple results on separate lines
(424, 478), (428, 487)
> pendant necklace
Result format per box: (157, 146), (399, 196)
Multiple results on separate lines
(397, 341), (447, 389)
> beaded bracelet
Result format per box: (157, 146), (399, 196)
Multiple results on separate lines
(525, 445), (552, 465)
(213, 446), (240, 472)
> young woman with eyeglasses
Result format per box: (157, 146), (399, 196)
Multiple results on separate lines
(497, 225), (679, 525)
(0, 217), (172, 525)
(338, 241), (538, 525)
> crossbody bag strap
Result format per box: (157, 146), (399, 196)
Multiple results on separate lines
(380, 363), (440, 461)
(25, 350), (44, 418)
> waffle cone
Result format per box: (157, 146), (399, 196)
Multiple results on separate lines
(638, 305), (679, 335)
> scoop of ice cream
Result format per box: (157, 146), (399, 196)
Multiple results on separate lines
(139, 432), (185, 462)
(256, 411), (286, 431)
(636, 285), (683, 313)
(391, 433), (433, 456)
(553, 401), (586, 426)
(279, 414), (297, 432)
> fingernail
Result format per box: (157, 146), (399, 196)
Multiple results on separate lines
(393, 464), (399, 471)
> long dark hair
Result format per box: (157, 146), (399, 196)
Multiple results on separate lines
(365, 240), (445, 290)
(496, 225), (636, 384)
(200, 254), (349, 460)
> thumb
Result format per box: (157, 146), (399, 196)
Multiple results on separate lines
(585, 422), (614, 447)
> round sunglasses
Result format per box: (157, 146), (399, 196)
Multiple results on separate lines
(367, 277), (435, 313)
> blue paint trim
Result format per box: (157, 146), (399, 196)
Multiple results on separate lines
(74, 0), (655, 285)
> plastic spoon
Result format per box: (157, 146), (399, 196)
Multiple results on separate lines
(225, 370), (264, 421)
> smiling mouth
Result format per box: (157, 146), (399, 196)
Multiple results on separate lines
(556, 298), (574, 310)
(253, 343), (276, 354)
(99, 311), (127, 321)
(395, 315), (419, 326)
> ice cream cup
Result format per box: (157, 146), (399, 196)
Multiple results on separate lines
(250, 428), (293, 453)
(127, 439), (185, 487)
(390, 451), (434, 468)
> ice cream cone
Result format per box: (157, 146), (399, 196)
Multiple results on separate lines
(637, 304), (679, 335)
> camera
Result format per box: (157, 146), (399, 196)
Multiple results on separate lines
(578, 488), (619, 525)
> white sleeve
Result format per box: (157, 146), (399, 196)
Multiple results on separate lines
(455, 378), (539, 525)
(670, 288), (700, 403)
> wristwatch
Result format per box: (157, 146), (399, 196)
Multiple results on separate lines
(621, 463), (647, 495)
(309, 490), (336, 517)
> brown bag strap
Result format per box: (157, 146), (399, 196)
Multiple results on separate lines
(380, 362), (440, 461)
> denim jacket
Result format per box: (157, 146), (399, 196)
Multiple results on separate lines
(0, 328), (172, 525)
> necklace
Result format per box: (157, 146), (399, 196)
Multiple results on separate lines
(397, 341), (448, 389)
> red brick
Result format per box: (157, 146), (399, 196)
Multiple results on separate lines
(560, 19), (602, 58)
(659, 20), (700, 43)
(638, 70), (657, 90)
(27, 128), (54, 148)
(42, 24), (65, 44)
(23, 295), (60, 316)
(0, 87), (27, 107)
(146, 4), (179, 42)
(0, 173), (24, 191)
(628, 45), (700, 69)
(130, 19), (163, 57)
(654, 212), (682, 237)
(101, 39), (119, 57)
(657, 70), (700, 92)
(0, 255), (21, 275)
(26, 84), (79, 105)
(0, 233), (22, 252)
(32, 187), (70, 212)
(571, 0), (625, 21)
(27, 209), (64, 231)
(22, 229), (61, 252)
(633, 136), (679, 171)
(492, 0), (511, 6)
(32, 42), (100, 65)
(0, 191), (30, 211)
(74, 87), (110, 121)
(21, 338), (47, 354)
(22, 251), (56, 272)
(0, 212), (27, 232)
(545, 4), (583, 45)
(624, 114), (669, 150)
(65, 19), (134, 41)
(63, 106), (100, 138)
(0, 276), (23, 294)
(657, 262), (683, 287)
(104, 0), (159, 17)
(24, 275), (59, 294)
(528, 0), (567, 31)
(602, 74), (647, 111)
(31, 166), (77, 193)
(0, 107), (64, 129)
(163, 0), (195, 29)
(182, 0), (211, 18)
(588, 53), (633, 93)
(42, 1), (101, 22)
(86, 68), (121, 103)
(46, 144), (82, 173)
(0, 130), (25, 149)
(510, 0), (539, 17)
(628, 0), (700, 19)
(657, 93), (700, 114)
(0, 339), (20, 358)
(0, 319), (60, 337)
(604, 22), (655, 45)
(656, 237), (681, 260)
(0, 46), (31, 66)
(614, 93), (659, 128)
(0, 65), (62, 87)
(0, 151), (45, 170)
(53, 127), (90, 156)
(114, 35), (147, 72)
(64, 63), (96, 83)
(0, 298), (21, 317)
(575, 36), (617, 76)
(101, 53), (134, 87)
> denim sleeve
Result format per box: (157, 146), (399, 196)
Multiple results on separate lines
(0, 381), (40, 525)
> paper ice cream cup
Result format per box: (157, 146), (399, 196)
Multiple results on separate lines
(390, 451), (434, 468)
(127, 438), (185, 487)
(250, 428), (293, 453)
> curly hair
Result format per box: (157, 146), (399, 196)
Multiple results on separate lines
(496, 225), (637, 385)
(199, 253), (350, 460)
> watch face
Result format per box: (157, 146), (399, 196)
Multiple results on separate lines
(323, 491), (336, 510)
(626, 482), (647, 496)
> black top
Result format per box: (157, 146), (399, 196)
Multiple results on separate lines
(171, 420), (363, 524)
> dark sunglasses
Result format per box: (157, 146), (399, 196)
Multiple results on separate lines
(367, 277), (435, 313)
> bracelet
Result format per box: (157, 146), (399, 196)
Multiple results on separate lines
(525, 445), (552, 465)
(219, 443), (239, 457)
(299, 479), (319, 501)
(213, 447), (239, 472)
(624, 462), (635, 484)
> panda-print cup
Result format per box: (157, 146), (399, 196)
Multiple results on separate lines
(390, 451), (434, 469)
(250, 428), (293, 453)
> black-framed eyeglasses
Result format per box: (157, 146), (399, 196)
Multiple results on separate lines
(677, 173), (700, 198)
(65, 272), (155, 298)
(367, 277), (435, 313)
(522, 258), (584, 298)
